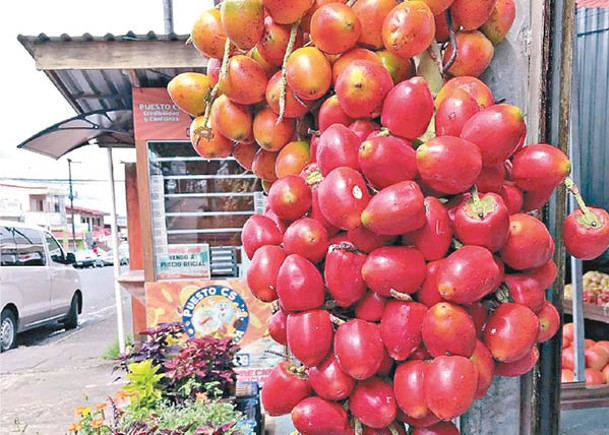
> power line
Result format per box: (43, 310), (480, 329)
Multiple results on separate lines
(0, 177), (125, 183)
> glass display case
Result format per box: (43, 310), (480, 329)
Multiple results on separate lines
(147, 141), (263, 279)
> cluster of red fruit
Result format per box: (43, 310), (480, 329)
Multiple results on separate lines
(561, 323), (609, 387)
(167, 0), (517, 177)
(243, 74), (568, 434)
(165, 0), (609, 434)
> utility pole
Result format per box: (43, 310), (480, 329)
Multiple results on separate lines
(68, 158), (77, 251)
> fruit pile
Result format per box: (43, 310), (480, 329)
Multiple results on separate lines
(564, 271), (609, 306)
(561, 323), (609, 386)
(165, 0), (609, 433)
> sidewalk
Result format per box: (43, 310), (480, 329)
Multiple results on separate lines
(0, 314), (124, 434)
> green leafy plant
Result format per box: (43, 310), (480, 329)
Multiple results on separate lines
(102, 336), (133, 361)
(115, 397), (245, 435)
(122, 360), (164, 418)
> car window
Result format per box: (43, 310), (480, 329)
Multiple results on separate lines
(0, 226), (46, 266)
(0, 226), (17, 266)
(46, 233), (65, 264)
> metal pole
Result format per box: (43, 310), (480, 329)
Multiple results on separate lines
(534, 0), (576, 433)
(68, 158), (77, 251)
(568, 56), (586, 383)
(163, 0), (174, 34)
(107, 147), (126, 353)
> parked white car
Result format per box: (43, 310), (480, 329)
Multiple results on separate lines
(101, 249), (129, 266)
(0, 220), (82, 351)
(73, 249), (103, 268)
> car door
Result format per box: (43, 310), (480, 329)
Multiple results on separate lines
(45, 233), (76, 317)
(7, 227), (53, 326)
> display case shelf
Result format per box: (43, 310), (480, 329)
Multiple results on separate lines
(165, 192), (256, 198)
(561, 382), (609, 410)
(166, 211), (255, 218)
(166, 228), (243, 235)
(164, 174), (258, 180)
(151, 156), (236, 162)
(564, 302), (609, 324)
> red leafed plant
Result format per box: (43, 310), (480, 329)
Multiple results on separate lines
(164, 336), (240, 401)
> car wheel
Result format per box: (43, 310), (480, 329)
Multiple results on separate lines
(1, 310), (17, 352)
(64, 294), (80, 330)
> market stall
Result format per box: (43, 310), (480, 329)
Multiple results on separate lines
(14, 0), (609, 432)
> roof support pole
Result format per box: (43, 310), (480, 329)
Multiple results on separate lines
(163, 0), (174, 35)
(107, 146), (126, 353)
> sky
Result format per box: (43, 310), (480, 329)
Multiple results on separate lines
(0, 0), (213, 215)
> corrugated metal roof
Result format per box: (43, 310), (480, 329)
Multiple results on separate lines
(576, 7), (609, 209)
(18, 31), (207, 115)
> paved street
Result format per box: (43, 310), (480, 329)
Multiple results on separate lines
(0, 266), (132, 434)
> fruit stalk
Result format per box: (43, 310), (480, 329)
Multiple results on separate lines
(564, 177), (599, 227)
(470, 185), (485, 219)
(353, 416), (363, 435)
(264, 349), (298, 363)
(330, 314), (346, 325)
(390, 289), (413, 301)
(442, 9), (458, 74)
(201, 38), (232, 134)
(346, 0), (359, 7)
(278, 21), (301, 123)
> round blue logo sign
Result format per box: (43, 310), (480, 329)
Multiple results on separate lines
(182, 285), (249, 342)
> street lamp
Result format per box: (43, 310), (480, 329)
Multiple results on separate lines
(67, 158), (81, 251)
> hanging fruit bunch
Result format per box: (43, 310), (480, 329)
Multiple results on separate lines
(167, 0), (609, 433)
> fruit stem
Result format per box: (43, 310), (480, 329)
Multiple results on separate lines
(328, 242), (359, 253)
(470, 185), (486, 219)
(495, 284), (513, 304)
(346, 0), (359, 6)
(305, 169), (324, 187)
(442, 9), (458, 74)
(388, 425), (400, 435)
(390, 289), (413, 301)
(330, 314), (346, 326)
(451, 238), (464, 250)
(270, 301), (280, 313)
(278, 20), (300, 123)
(322, 299), (338, 310)
(564, 177), (599, 227)
(354, 417), (363, 435)
(264, 349), (298, 363)
(201, 38), (232, 133)
(377, 127), (392, 137)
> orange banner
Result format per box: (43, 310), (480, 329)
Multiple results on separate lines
(145, 280), (283, 383)
(132, 87), (191, 140)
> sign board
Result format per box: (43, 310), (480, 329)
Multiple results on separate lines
(132, 87), (191, 141)
(155, 244), (211, 280)
(145, 280), (282, 384)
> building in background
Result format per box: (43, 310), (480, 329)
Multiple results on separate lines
(0, 183), (67, 229)
(0, 183), (126, 251)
